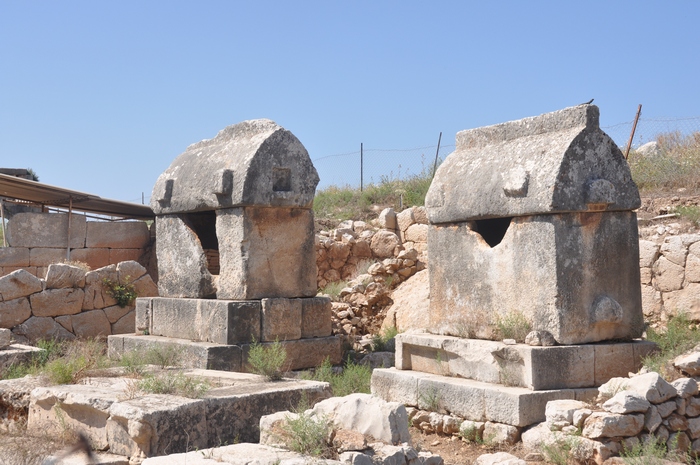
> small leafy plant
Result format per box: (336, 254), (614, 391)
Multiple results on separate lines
(495, 310), (532, 342)
(103, 277), (138, 308)
(138, 372), (210, 398)
(302, 357), (371, 397)
(278, 411), (333, 458)
(643, 313), (700, 378)
(371, 326), (398, 352)
(247, 338), (287, 381)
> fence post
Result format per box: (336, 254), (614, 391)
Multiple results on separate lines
(432, 132), (442, 178)
(360, 143), (364, 192)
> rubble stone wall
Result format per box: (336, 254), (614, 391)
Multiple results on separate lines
(0, 261), (158, 343)
(640, 233), (700, 323)
(0, 213), (154, 279)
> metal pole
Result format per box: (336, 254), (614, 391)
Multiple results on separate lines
(0, 200), (6, 247)
(360, 143), (364, 192)
(432, 132), (443, 178)
(66, 197), (73, 261)
(624, 104), (643, 160)
(142, 192), (145, 204)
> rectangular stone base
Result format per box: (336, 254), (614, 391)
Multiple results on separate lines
(136, 296), (332, 344)
(371, 367), (598, 427)
(108, 334), (343, 372)
(28, 370), (332, 457)
(396, 333), (657, 390)
(0, 344), (45, 372)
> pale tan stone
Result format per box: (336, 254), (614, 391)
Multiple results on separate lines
(70, 310), (111, 338)
(30, 289), (84, 317)
(55, 315), (73, 333)
(686, 253), (700, 283)
(301, 297), (332, 338)
(108, 248), (142, 265)
(382, 269), (430, 332)
(370, 230), (401, 258)
(111, 310), (135, 334)
(45, 263), (86, 289)
(28, 248), (65, 267)
(70, 248), (110, 270)
(413, 206), (428, 225)
(14, 316), (75, 341)
(261, 298), (302, 342)
(405, 224), (428, 243)
(0, 247), (29, 267)
(640, 267), (652, 285)
(86, 221), (150, 249)
(639, 240), (660, 268)
(7, 213), (86, 248)
(664, 284), (700, 320)
(104, 304), (132, 324)
(0, 297), (31, 328)
(582, 412), (644, 438)
(653, 256), (685, 292)
(660, 236), (688, 266)
(82, 265), (118, 310)
(396, 208), (415, 233)
(116, 260), (147, 284)
(132, 274), (158, 299)
(0, 269), (43, 301)
(641, 285), (662, 317)
(352, 240), (372, 258)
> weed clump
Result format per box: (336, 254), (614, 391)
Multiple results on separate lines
(247, 338), (287, 381)
(103, 277), (138, 307)
(137, 372), (210, 398)
(643, 313), (700, 378)
(302, 357), (371, 397)
(495, 311), (532, 343)
(277, 411), (333, 458)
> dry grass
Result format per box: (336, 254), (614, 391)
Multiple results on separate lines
(629, 131), (700, 194)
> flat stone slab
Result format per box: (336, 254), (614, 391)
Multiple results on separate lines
(371, 367), (598, 427)
(0, 343), (45, 373)
(108, 334), (343, 372)
(28, 370), (331, 460)
(141, 443), (340, 465)
(395, 333), (656, 390)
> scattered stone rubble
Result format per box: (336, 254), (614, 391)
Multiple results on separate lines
(316, 207), (428, 339)
(0, 261), (157, 342)
(520, 350), (700, 465)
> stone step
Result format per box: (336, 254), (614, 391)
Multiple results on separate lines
(395, 333), (656, 390)
(108, 334), (343, 372)
(371, 367), (598, 427)
(28, 370), (332, 459)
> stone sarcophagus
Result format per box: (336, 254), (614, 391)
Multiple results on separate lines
(110, 120), (342, 372)
(425, 105), (644, 345)
(152, 119), (318, 300)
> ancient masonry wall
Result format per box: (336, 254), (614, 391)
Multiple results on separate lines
(640, 233), (700, 323)
(0, 261), (158, 342)
(0, 213), (154, 279)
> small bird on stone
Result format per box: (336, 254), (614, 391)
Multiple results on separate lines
(580, 98), (594, 105)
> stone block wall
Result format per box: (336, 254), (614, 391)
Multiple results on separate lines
(0, 261), (158, 342)
(0, 212), (153, 279)
(640, 233), (700, 323)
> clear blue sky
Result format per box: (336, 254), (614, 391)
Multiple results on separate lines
(1, 1), (699, 203)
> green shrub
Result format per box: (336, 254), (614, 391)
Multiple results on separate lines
(540, 436), (580, 465)
(495, 311), (532, 342)
(628, 131), (700, 193)
(279, 411), (332, 458)
(643, 313), (700, 377)
(318, 281), (347, 301)
(371, 326), (398, 352)
(247, 339), (287, 381)
(138, 372), (210, 398)
(302, 357), (371, 397)
(674, 205), (700, 226)
(103, 277), (138, 307)
(620, 435), (670, 465)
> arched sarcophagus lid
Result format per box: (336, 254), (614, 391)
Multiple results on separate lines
(426, 105), (641, 224)
(151, 119), (319, 214)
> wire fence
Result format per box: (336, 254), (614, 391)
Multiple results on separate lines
(314, 116), (700, 191)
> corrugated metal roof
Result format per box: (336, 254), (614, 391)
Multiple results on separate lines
(0, 173), (154, 220)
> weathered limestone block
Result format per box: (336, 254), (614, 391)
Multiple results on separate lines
(70, 248), (110, 270)
(582, 412), (644, 438)
(672, 378), (699, 398)
(107, 395), (208, 457)
(675, 352), (700, 376)
(116, 260), (148, 284)
(624, 372), (678, 403)
(132, 274), (158, 300)
(29, 247), (65, 267)
(7, 212), (86, 248)
(111, 310), (135, 334)
(382, 269), (430, 333)
(242, 337), (342, 372)
(602, 391), (651, 414)
(301, 297), (332, 338)
(475, 452), (526, 465)
(0, 328), (11, 349)
(653, 256), (685, 292)
(83, 265), (118, 311)
(71, 310), (112, 338)
(140, 444), (315, 465)
(483, 422), (520, 445)
(686, 253), (700, 283)
(30, 288), (85, 317)
(522, 423), (613, 465)
(0, 297), (32, 328)
(378, 208), (397, 230)
(150, 298), (261, 344)
(104, 304), (132, 324)
(545, 399), (589, 424)
(0, 269), (43, 302)
(640, 267), (652, 285)
(155, 215), (215, 299)
(86, 221), (150, 249)
(370, 230), (401, 259)
(641, 285), (663, 317)
(0, 247), (29, 267)
(216, 207), (317, 300)
(660, 236), (688, 266)
(664, 284), (700, 320)
(12, 316), (75, 342)
(405, 223), (428, 243)
(45, 263), (87, 289)
(644, 405), (662, 433)
(639, 240), (660, 268)
(261, 298), (302, 342)
(0, 376), (45, 433)
(310, 393), (410, 445)
(109, 249), (143, 264)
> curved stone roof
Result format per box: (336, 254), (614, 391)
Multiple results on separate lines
(425, 105), (641, 224)
(151, 119), (319, 214)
